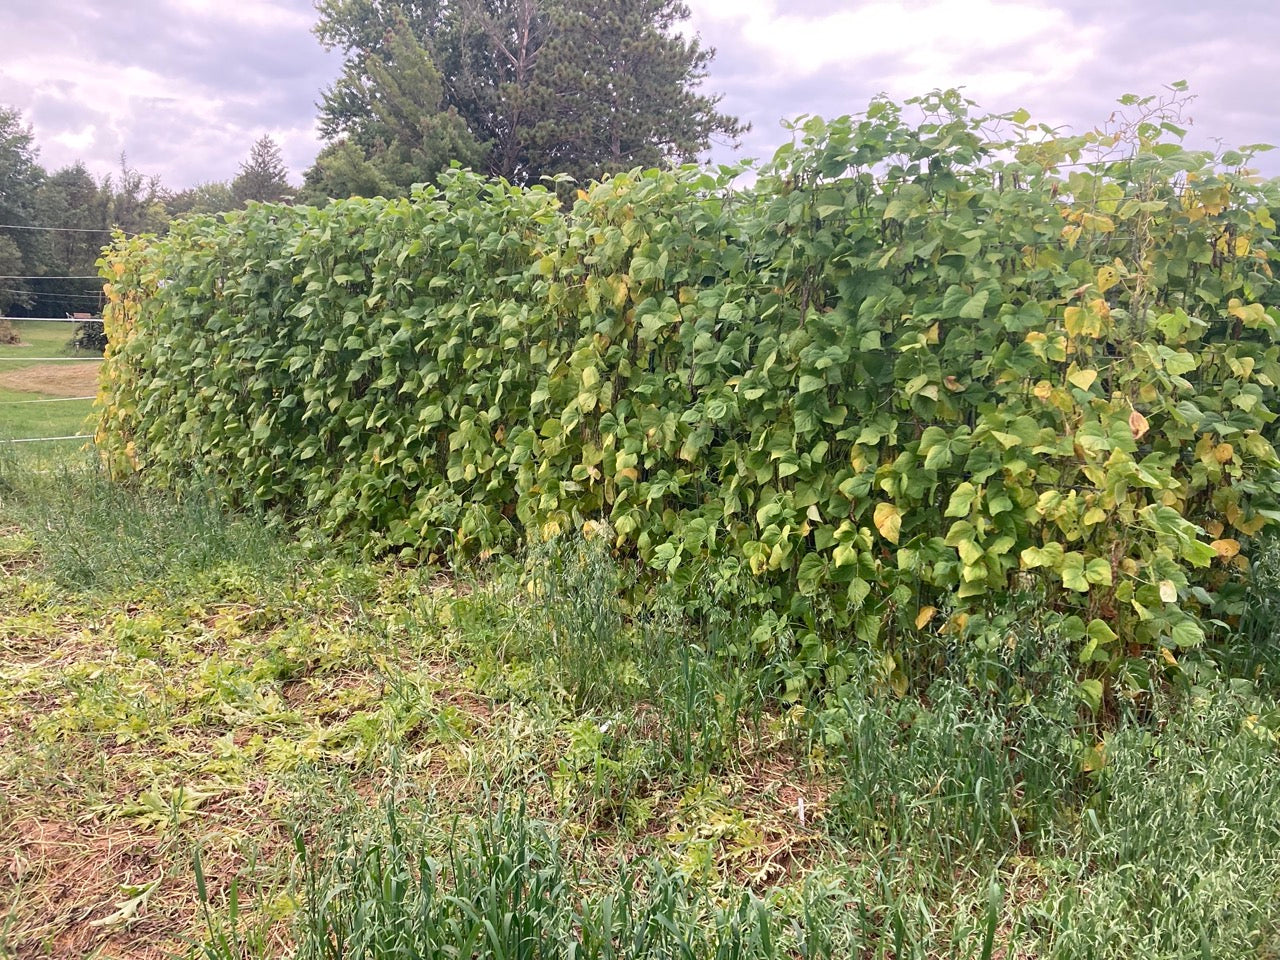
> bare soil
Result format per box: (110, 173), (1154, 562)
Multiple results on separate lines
(0, 361), (101, 397)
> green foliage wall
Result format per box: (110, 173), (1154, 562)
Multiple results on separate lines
(97, 92), (1280, 690)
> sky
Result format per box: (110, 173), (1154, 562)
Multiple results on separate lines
(0, 0), (1277, 190)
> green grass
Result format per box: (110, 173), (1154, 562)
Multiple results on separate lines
(1, 453), (1278, 959)
(0, 319), (99, 441)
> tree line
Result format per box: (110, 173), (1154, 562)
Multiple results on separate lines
(0, 111), (291, 318)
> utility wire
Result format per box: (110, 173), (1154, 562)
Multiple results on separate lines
(0, 223), (113, 233)
(0, 275), (102, 280)
(0, 321), (100, 330)
(0, 289), (103, 300)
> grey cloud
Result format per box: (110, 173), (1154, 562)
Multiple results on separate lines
(0, 0), (339, 186)
(693, 1), (1280, 175)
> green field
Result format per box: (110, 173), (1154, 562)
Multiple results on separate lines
(0, 320), (100, 442)
(1, 453), (1278, 959)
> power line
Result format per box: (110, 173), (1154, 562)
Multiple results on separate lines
(0, 275), (101, 280)
(0, 321), (99, 330)
(0, 223), (113, 234)
(0, 289), (103, 300)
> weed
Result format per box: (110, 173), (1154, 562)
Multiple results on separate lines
(0, 455), (291, 594)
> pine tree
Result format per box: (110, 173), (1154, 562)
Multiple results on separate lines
(231, 136), (292, 205)
(309, 0), (745, 191)
(0, 106), (44, 313)
(521, 0), (747, 182)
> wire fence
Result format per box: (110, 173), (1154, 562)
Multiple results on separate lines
(0, 434), (94, 444)
(0, 317), (101, 443)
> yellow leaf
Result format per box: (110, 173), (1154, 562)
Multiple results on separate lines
(1128, 408), (1149, 441)
(576, 189), (589, 201)
(1160, 647), (1178, 667)
(874, 502), (902, 545)
(1080, 741), (1107, 772)
(1033, 380), (1053, 400)
(1096, 265), (1119, 293)
(1214, 443), (1234, 464)
(1211, 538), (1241, 559)
(1063, 306), (1083, 336)
(914, 606), (937, 630)
(1236, 236), (1251, 257)
(1082, 212), (1115, 233)
(1068, 368), (1098, 391)
(1236, 514), (1268, 536)
(889, 670), (908, 697)
(1158, 580), (1177, 603)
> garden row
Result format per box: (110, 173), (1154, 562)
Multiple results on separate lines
(96, 92), (1280, 689)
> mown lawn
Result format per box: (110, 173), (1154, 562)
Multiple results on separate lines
(0, 320), (100, 441)
(1, 454), (1278, 959)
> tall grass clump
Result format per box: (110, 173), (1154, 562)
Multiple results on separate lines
(199, 800), (798, 960)
(524, 532), (629, 711)
(1033, 685), (1280, 957)
(0, 452), (289, 592)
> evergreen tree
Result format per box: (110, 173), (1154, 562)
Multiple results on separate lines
(103, 154), (169, 234)
(231, 135), (292, 205)
(0, 106), (45, 313)
(521, 0), (747, 182)
(309, 0), (745, 192)
(298, 140), (393, 204)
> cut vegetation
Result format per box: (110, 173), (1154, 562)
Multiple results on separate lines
(1, 456), (1279, 959)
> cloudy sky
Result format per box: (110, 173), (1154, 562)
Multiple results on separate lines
(1, 0), (1277, 190)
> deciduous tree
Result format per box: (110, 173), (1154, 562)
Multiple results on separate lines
(32, 162), (110, 317)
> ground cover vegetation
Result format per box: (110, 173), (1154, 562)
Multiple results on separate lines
(0, 452), (1278, 957)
